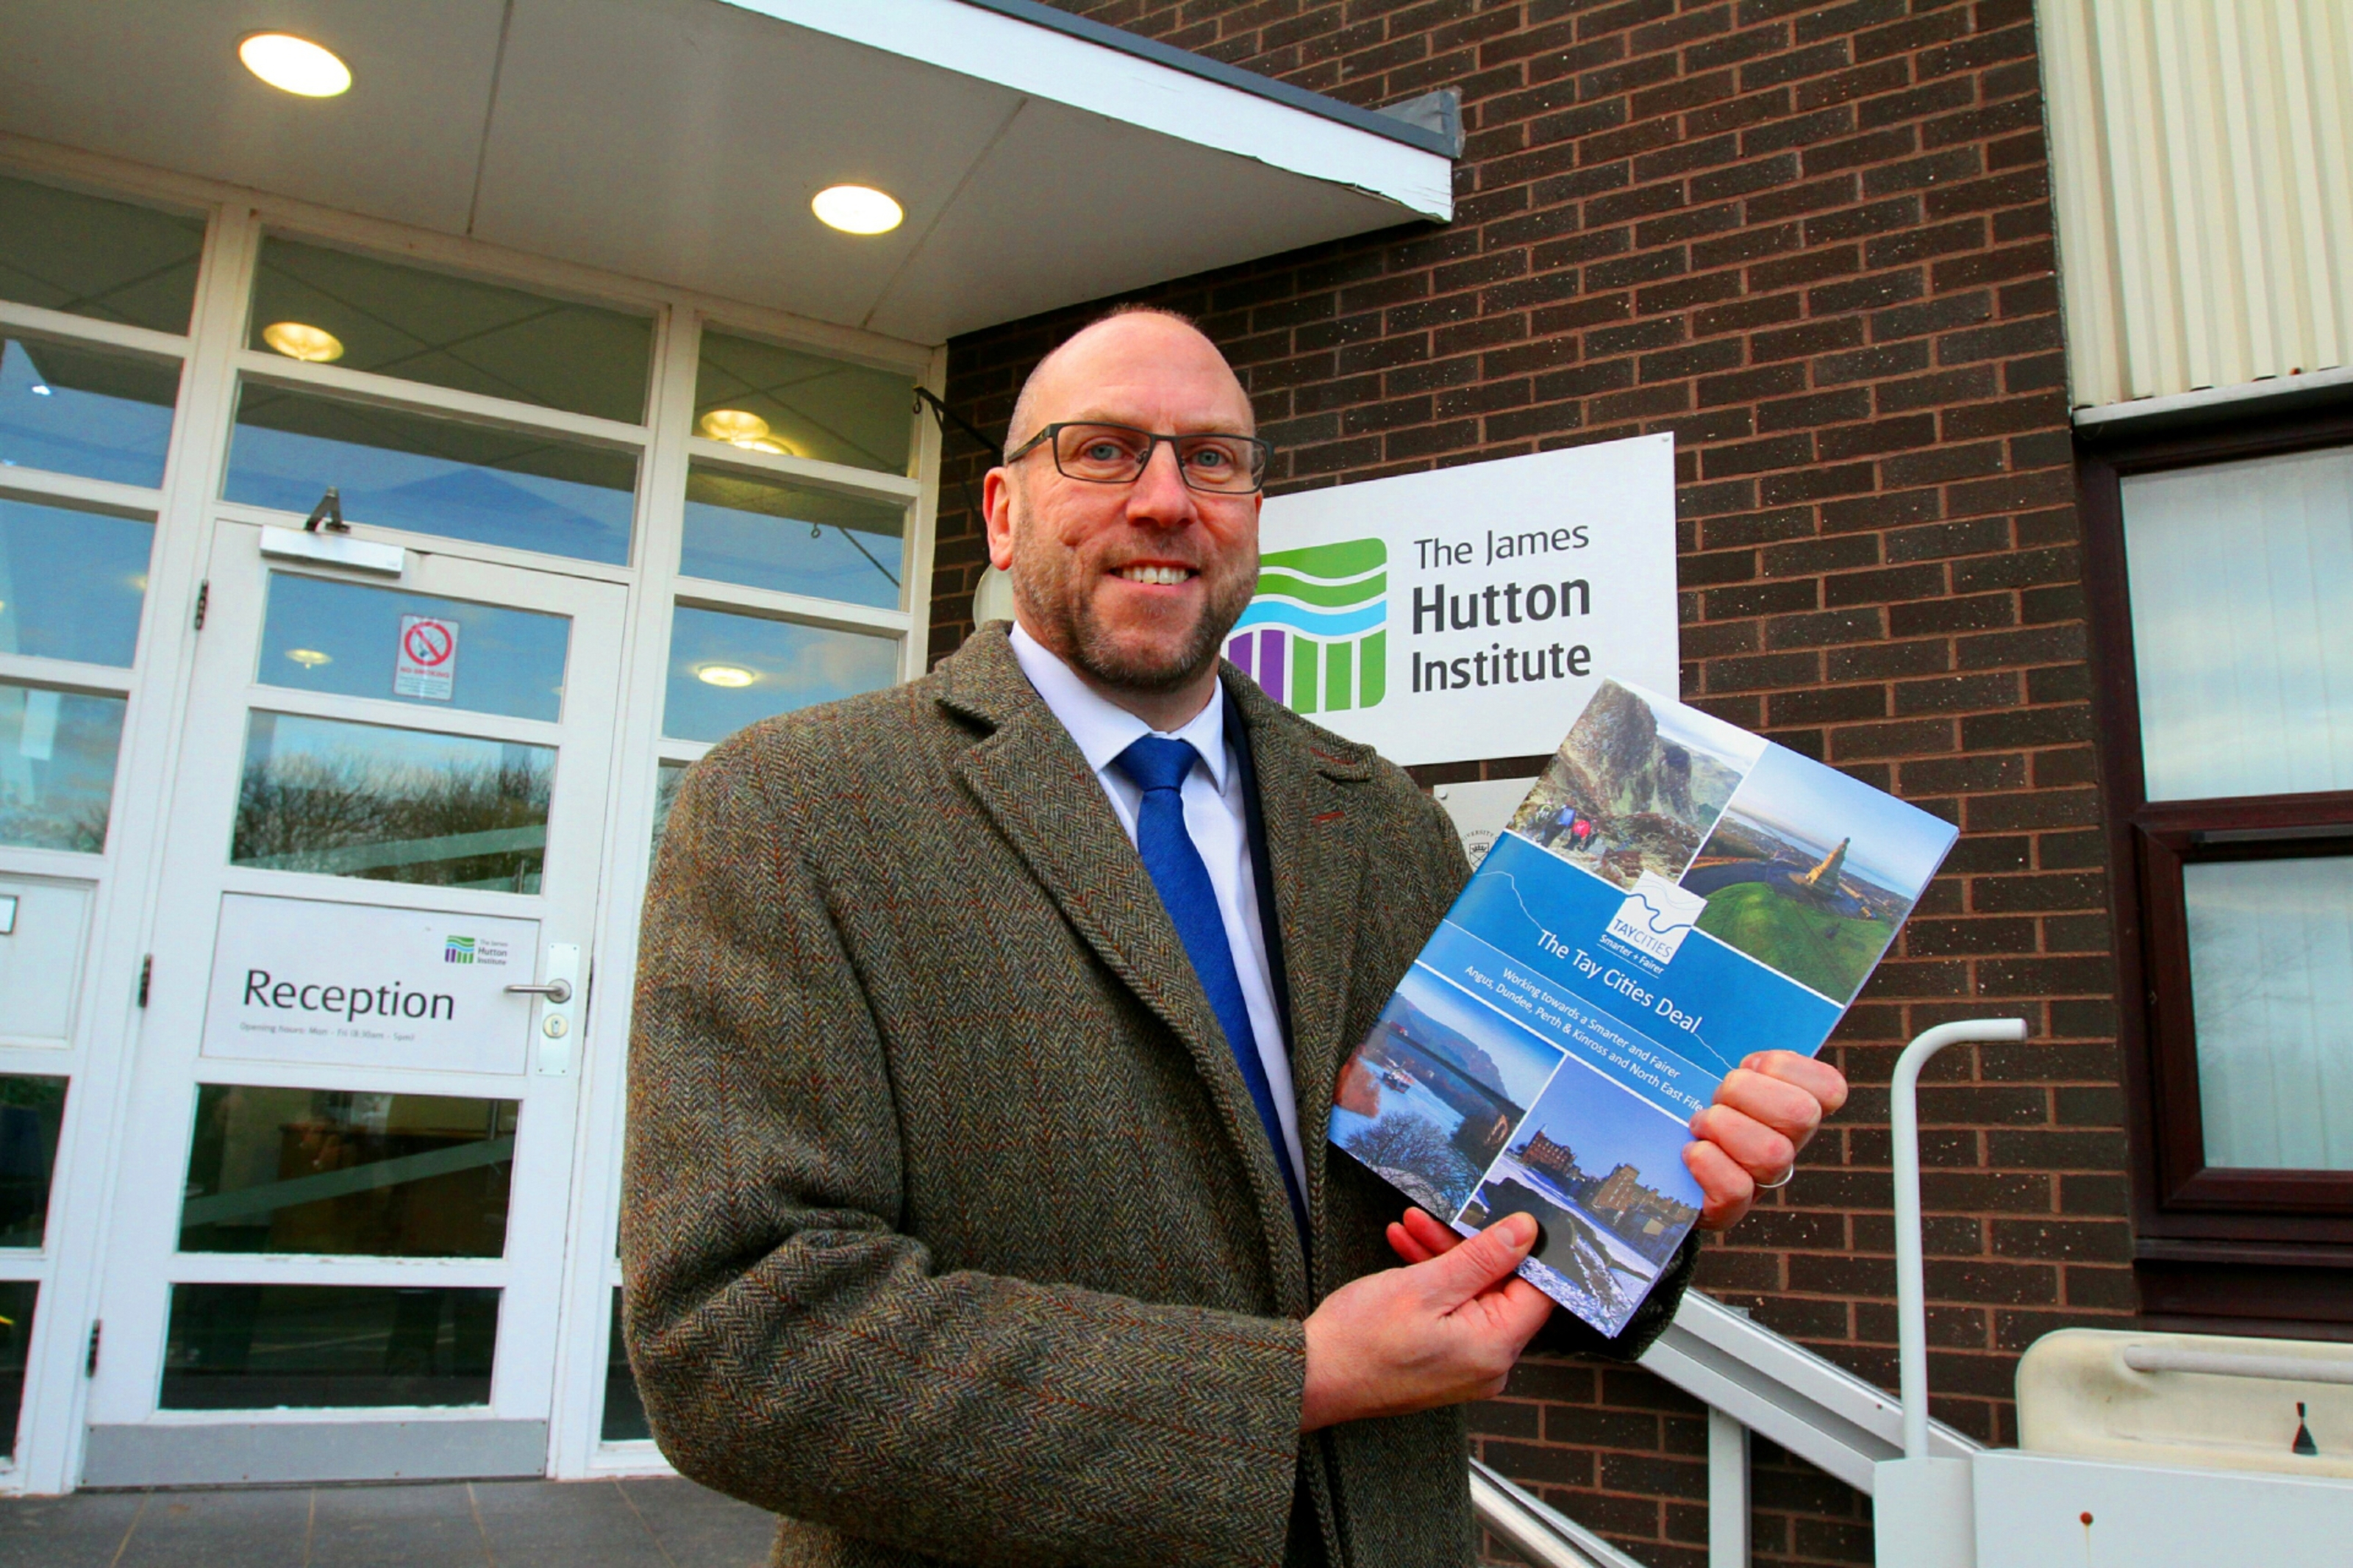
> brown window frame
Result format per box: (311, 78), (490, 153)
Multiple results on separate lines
(2083, 404), (2353, 1271)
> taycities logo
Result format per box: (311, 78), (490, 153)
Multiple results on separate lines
(1226, 539), (1386, 715)
(444, 935), (476, 964)
(1605, 873), (1708, 965)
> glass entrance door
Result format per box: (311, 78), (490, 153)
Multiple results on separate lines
(86, 518), (626, 1483)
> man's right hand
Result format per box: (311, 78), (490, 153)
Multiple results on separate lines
(1299, 1211), (1552, 1431)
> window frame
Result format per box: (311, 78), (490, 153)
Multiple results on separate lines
(2085, 403), (2353, 1256)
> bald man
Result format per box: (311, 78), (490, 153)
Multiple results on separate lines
(623, 306), (1846, 1568)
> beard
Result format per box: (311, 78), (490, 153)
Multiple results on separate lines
(1008, 519), (1257, 694)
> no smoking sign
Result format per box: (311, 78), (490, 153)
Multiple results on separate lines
(394, 615), (459, 701)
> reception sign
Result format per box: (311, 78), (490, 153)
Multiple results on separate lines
(1235, 434), (1677, 767)
(201, 893), (540, 1074)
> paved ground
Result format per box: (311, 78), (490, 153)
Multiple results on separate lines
(0, 1476), (777, 1567)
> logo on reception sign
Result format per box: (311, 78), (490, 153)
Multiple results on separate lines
(1248, 435), (1677, 768)
(203, 895), (536, 1075)
(1227, 539), (1387, 715)
(395, 615), (458, 701)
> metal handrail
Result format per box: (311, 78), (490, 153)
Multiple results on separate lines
(1470, 1458), (1651, 1568)
(1893, 1018), (2029, 1458)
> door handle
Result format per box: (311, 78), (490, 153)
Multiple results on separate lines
(504, 979), (572, 1003)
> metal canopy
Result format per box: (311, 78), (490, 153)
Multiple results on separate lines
(0, 0), (1453, 346)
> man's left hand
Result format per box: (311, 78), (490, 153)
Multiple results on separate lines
(1684, 1050), (1847, 1231)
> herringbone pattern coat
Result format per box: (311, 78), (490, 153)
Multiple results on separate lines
(623, 626), (1689, 1567)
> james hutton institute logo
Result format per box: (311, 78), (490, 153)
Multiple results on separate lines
(444, 936), (476, 964)
(1226, 539), (1386, 716)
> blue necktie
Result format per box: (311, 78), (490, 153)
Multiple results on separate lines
(1113, 735), (1308, 1241)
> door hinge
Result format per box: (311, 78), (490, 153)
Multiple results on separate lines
(85, 1321), (100, 1376)
(193, 580), (209, 631)
(138, 955), (152, 1008)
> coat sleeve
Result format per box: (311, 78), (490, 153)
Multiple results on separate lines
(621, 731), (1303, 1568)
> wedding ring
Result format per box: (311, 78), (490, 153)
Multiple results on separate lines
(1757, 1166), (1796, 1190)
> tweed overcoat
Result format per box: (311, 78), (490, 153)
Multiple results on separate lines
(622, 625), (1692, 1568)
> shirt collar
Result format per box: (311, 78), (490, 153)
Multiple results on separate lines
(1010, 620), (1230, 790)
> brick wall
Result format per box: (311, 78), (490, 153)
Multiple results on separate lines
(926, 3), (2135, 1563)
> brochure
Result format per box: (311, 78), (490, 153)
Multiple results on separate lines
(1330, 678), (1957, 1336)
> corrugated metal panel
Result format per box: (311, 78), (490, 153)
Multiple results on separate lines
(2040, 0), (2353, 412)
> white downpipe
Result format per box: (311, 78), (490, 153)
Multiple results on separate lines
(1893, 1017), (2029, 1458)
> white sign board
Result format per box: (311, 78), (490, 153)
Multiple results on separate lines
(395, 615), (458, 701)
(1234, 435), (1677, 767)
(201, 894), (539, 1075)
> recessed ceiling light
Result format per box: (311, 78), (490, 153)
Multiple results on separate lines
(263, 321), (345, 363)
(700, 409), (770, 444)
(812, 185), (904, 236)
(695, 664), (757, 688)
(239, 33), (353, 98)
(285, 648), (333, 668)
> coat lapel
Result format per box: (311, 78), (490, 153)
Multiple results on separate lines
(1228, 673), (1375, 1266)
(938, 631), (1307, 1295)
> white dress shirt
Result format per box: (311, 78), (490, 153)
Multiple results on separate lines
(1010, 623), (1307, 1189)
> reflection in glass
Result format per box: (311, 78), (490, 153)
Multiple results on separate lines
(224, 384), (637, 564)
(251, 237), (652, 423)
(601, 1288), (651, 1442)
(0, 683), (125, 853)
(0, 499), (151, 667)
(233, 712), (553, 892)
(0, 336), (179, 487)
(181, 1085), (516, 1258)
(2125, 446), (2353, 801)
(663, 607), (899, 744)
(682, 464), (905, 609)
(162, 1284), (497, 1409)
(2189, 856), (2353, 1170)
(0, 173), (204, 334)
(695, 332), (913, 476)
(650, 760), (688, 862)
(0, 1282), (33, 1456)
(0, 1078), (65, 1248)
(260, 574), (570, 722)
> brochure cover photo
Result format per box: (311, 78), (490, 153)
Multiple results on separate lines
(1332, 678), (1957, 1335)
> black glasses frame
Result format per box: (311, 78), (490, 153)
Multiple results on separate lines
(1005, 420), (1271, 494)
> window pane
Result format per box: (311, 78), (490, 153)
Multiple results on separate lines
(683, 463), (905, 609)
(0, 336), (178, 487)
(0, 173), (204, 334)
(224, 384), (637, 565)
(601, 1289), (650, 1442)
(0, 498), (151, 667)
(233, 712), (553, 892)
(0, 1283), (34, 1457)
(161, 1284), (497, 1409)
(2125, 446), (2353, 800)
(663, 606), (898, 743)
(694, 331), (913, 476)
(0, 1077), (65, 1248)
(651, 759), (687, 861)
(260, 573), (570, 723)
(2189, 856), (2353, 1171)
(251, 237), (651, 424)
(181, 1086), (517, 1258)
(0, 683), (125, 853)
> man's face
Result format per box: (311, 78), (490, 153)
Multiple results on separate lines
(984, 317), (1261, 695)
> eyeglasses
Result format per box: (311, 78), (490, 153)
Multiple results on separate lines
(1006, 421), (1270, 495)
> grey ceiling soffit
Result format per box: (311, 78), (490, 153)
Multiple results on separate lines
(951, 0), (1462, 158)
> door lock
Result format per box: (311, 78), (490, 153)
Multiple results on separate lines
(520, 943), (582, 1075)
